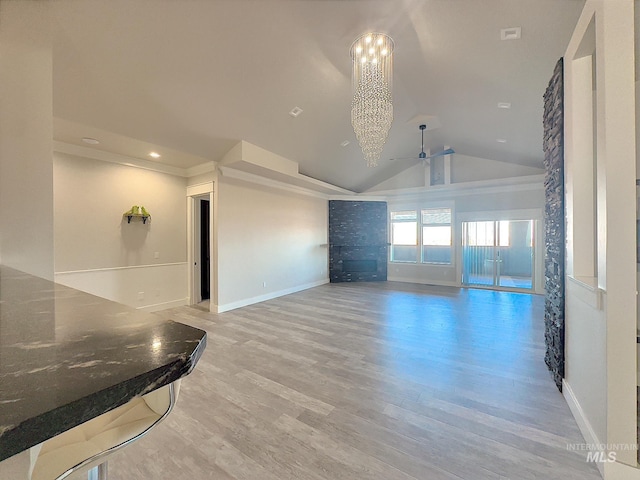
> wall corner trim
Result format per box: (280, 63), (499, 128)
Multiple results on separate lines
(218, 166), (334, 199)
(567, 275), (603, 309)
(187, 182), (214, 197)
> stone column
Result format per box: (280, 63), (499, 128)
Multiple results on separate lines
(542, 58), (565, 391)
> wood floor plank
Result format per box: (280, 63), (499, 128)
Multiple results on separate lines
(382, 403), (586, 480)
(76, 282), (602, 480)
(296, 408), (495, 480)
(235, 370), (335, 416)
(274, 413), (423, 480)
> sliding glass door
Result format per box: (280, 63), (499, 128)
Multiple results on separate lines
(462, 220), (534, 290)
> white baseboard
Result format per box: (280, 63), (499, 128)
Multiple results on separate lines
(603, 459), (640, 479)
(137, 297), (189, 312)
(387, 276), (459, 288)
(215, 278), (329, 313)
(55, 263), (188, 311)
(563, 379), (605, 477)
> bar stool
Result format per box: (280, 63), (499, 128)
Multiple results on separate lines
(28, 381), (180, 480)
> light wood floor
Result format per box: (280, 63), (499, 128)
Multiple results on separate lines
(88, 282), (601, 480)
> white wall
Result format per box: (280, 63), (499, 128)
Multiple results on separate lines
(215, 176), (328, 312)
(637, 0), (640, 388)
(564, 279), (607, 447)
(451, 155), (544, 184)
(367, 163), (426, 192)
(0, 1), (54, 280)
(455, 188), (544, 213)
(53, 152), (189, 311)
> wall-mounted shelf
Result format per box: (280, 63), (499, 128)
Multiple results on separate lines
(123, 206), (151, 224)
(125, 213), (150, 224)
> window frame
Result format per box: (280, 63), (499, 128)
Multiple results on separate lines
(389, 210), (418, 263)
(389, 205), (454, 265)
(420, 207), (453, 265)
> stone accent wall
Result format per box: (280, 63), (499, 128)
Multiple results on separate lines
(329, 201), (388, 283)
(543, 58), (565, 391)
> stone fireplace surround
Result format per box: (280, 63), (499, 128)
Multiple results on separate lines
(329, 200), (387, 283)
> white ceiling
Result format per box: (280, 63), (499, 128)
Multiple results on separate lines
(51, 0), (584, 192)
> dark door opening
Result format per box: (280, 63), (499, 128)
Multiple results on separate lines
(200, 199), (210, 300)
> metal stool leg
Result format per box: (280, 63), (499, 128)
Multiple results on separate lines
(87, 462), (108, 480)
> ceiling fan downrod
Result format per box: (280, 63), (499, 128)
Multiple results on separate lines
(418, 124), (427, 159)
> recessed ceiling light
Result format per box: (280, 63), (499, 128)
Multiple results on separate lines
(500, 27), (521, 41)
(149, 152), (161, 158)
(289, 106), (303, 118)
(497, 102), (511, 109)
(82, 137), (100, 145)
(340, 140), (350, 147)
(496, 139), (507, 143)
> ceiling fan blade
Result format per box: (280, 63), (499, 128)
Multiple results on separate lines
(424, 148), (455, 160)
(389, 124), (454, 162)
(389, 156), (423, 161)
(390, 148), (454, 161)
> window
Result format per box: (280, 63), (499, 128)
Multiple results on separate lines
(498, 221), (510, 247)
(390, 211), (417, 262)
(390, 207), (453, 264)
(467, 221), (494, 246)
(421, 208), (452, 264)
(466, 221), (510, 247)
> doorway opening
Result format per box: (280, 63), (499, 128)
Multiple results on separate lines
(199, 199), (210, 302)
(189, 189), (213, 311)
(461, 220), (535, 291)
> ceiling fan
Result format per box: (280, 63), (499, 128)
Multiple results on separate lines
(390, 124), (454, 162)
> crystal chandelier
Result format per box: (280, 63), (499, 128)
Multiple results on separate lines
(350, 32), (394, 167)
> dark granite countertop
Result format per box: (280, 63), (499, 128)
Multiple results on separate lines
(0, 266), (207, 462)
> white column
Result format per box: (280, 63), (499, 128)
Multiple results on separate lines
(596, 0), (637, 467)
(0, 1), (54, 279)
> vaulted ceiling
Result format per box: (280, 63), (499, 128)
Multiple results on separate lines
(51, 0), (584, 192)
